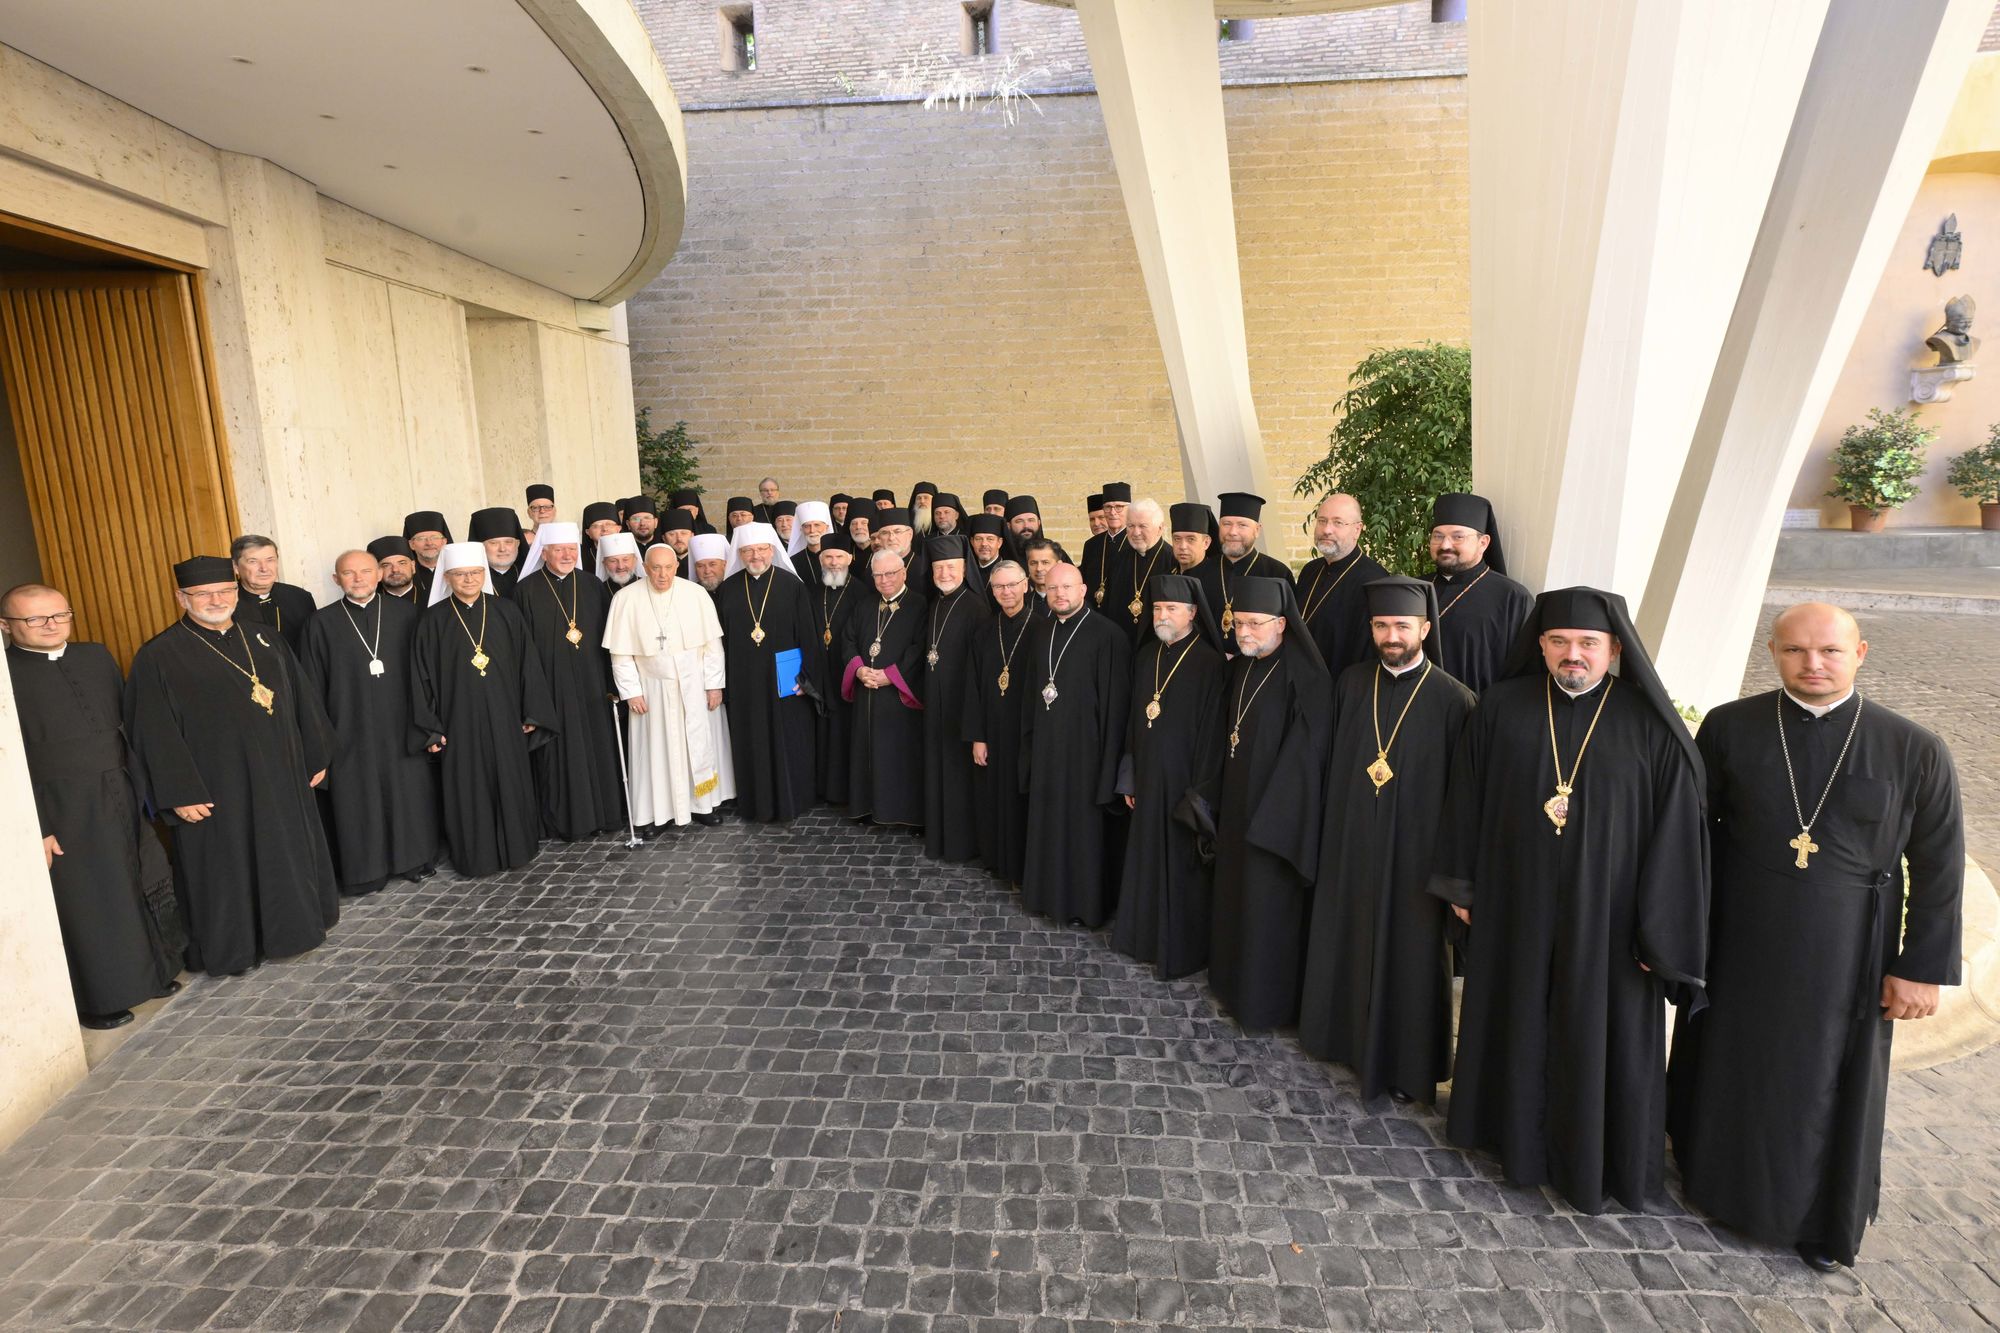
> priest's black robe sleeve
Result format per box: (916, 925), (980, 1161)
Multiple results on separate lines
(124, 648), (213, 816)
(1634, 728), (1709, 997)
(1892, 740), (1964, 984)
(1241, 660), (1330, 883)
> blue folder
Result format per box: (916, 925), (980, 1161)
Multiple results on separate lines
(774, 647), (803, 699)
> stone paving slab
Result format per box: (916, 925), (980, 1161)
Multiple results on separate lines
(0, 609), (1990, 1333)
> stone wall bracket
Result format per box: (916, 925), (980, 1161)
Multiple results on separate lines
(1911, 362), (1976, 403)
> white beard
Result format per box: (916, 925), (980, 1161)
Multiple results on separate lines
(1314, 541), (1341, 558)
(822, 569), (850, 588)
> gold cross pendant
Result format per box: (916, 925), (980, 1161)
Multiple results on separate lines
(1543, 783), (1571, 834)
(1366, 753), (1393, 793)
(1789, 828), (1818, 869)
(250, 681), (275, 714)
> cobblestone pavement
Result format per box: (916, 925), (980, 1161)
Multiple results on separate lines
(0, 611), (1992, 1333)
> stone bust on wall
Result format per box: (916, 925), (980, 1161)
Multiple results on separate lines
(1925, 295), (1979, 364)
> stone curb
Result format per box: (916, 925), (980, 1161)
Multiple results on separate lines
(1763, 586), (2000, 616)
(1894, 856), (2000, 1071)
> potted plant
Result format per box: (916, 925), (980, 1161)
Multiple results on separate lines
(1293, 342), (1471, 574)
(1825, 407), (1931, 533)
(1945, 426), (2000, 530)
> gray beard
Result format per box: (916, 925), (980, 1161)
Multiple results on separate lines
(821, 570), (850, 588)
(698, 577), (723, 592)
(609, 573), (638, 586)
(1152, 622), (1186, 644)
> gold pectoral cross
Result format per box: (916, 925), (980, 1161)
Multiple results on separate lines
(1789, 828), (1818, 869)
(1366, 753), (1393, 793)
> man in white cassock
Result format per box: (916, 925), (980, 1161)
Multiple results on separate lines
(604, 545), (729, 829)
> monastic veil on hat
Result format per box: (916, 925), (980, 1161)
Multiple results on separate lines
(1149, 572), (1224, 652)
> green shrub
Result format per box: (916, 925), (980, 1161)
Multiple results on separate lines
(1824, 407), (1931, 513)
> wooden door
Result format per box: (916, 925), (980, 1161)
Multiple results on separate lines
(0, 270), (236, 667)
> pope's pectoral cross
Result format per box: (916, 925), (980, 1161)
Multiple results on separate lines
(1789, 829), (1819, 869)
(657, 631), (670, 650)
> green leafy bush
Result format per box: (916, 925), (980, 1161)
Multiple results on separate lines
(637, 408), (702, 504)
(1293, 343), (1471, 576)
(1824, 407), (1931, 513)
(1945, 426), (2000, 504)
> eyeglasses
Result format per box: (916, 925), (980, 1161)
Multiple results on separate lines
(1, 611), (74, 627)
(989, 581), (1028, 592)
(1233, 615), (1279, 630)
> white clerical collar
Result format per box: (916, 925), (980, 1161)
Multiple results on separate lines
(1557, 674), (1607, 700)
(1385, 652), (1425, 677)
(491, 564), (514, 575)
(346, 594), (376, 608)
(18, 643), (67, 660)
(1784, 688), (1854, 718)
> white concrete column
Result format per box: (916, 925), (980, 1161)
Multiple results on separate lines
(0, 670), (88, 1151)
(1072, 0), (1269, 506)
(1643, 0), (1990, 710)
(1471, 0), (1831, 596)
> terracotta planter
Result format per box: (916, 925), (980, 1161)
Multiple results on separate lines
(1848, 505), (1887, 533)
(1983, 503), (2000, 532)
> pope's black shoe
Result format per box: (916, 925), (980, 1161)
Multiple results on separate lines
(1796, 1244), (1841, 1273)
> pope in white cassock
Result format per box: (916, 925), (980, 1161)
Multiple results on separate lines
(603, 544), (730, 828)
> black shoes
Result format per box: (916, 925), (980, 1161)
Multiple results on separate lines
(80, 1010), (134, 1031)
(155, 981), (182, 999)
(694, 811), (722, 826)
(1796, 1244), (1842, 1273)
(1389, 1088), (1415, 1105)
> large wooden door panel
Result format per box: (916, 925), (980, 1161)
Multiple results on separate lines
(0, 270), (234, 666)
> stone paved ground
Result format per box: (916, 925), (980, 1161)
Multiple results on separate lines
(0, 610), (1993, 1333)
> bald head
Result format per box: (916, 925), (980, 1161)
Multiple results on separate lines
(1769, 601), (1867, 705)
(332, 549), (380, 602)
(1046, 562), (1085, 617)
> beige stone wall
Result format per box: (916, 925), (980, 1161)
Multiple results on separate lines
(1797, 170), (2000, 527)
(0, 41), (642, 1148)
(628, 75), (1469, 560)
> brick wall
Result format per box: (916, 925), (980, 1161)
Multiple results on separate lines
(640, 0), (1466, 111)
(627, 75), (1469, 561)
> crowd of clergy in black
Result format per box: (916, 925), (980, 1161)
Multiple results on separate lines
(1, 475), (1966, 1277)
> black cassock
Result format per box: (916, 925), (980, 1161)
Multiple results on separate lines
(716, 568), (823, 821)
(1111, 631), (1224, 978)
(236, 581), (318, 655)
(963, 605), (1036, 886)
(491, 565), (521, 599)
(1018, 608), (1130, 925)
(298, 596), (441, 893)
(922, 586), (990, 861)
(411, 564), (437, 604)
(1194, 551), (1295, 639)
(1103, 541), (1177, 643)
(8, 644), (180, 1012)
(410, 594), (557, 877)
(1669, 691), (1963, 1265)
(512, 570), (625, 839)
(125, 618), (340, 975)
(1080, 528), (1128, 610)
(1427, 565), (1532, 694)
(1200, 639), (1331, 1029)
(809, 578), (864, 804)
(1429, 673), (1707, 1213)
(841, 588), (928, 827)
(792, 546), (824, 584)
(1297, 550), (1389, 677)
(1299, 658), (1473, 1101)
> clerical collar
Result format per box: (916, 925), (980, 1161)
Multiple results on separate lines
(1385, 652), (1425, 677)
(1435, 562), (1485, 584)
(1324, 548), (1359, 568)
(1555, 673), (1608, 700)
(386, 585), (413, 597)
(243, 586), (274, 602)
(492, 565), (514, 575)
(1783, 688), (1855, 719)
(14, 643), (67, 661)
(345, 594), (376, 608)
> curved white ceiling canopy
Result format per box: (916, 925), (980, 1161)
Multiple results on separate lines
(1, 0), (686, 304)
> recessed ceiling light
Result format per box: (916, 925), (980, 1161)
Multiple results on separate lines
(466, 65), (488, 74)
(383, 163), (398, 170)
(557, 175), (570, 181)
(527, 129), (544, 135)
(319, 113), (337, 120)
(231, 56), (254, 65)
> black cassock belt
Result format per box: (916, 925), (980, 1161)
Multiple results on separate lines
(1729, 835), (1899, 1023)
